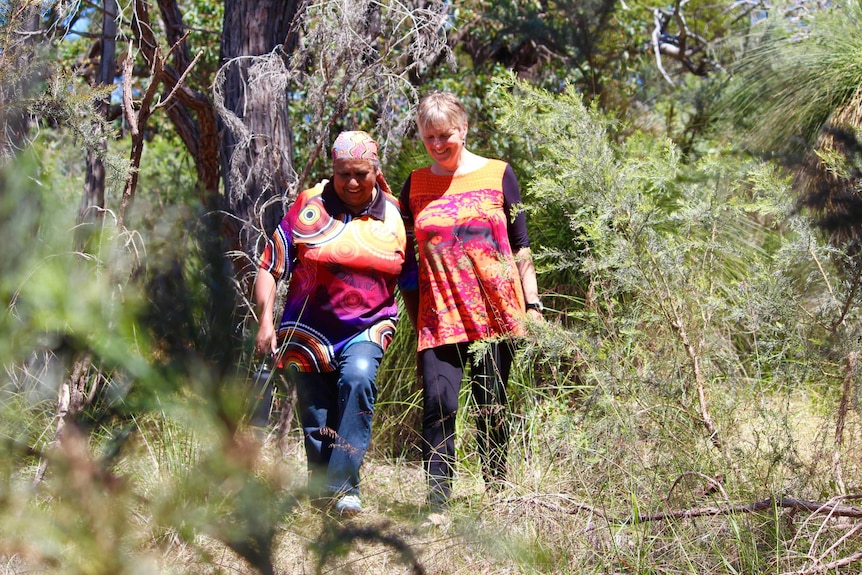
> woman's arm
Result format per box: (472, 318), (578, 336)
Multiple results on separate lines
(401, 288), (420, 333)
(501, 165), (541, 316)
(253, 269), (279, 356)
(515, 246), (541, 317)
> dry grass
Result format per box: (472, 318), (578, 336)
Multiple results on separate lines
(3, 374), (862, 575)
(146, 392), (862, 575)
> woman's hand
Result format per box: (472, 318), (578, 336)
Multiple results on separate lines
(255, 319), (278, 357)
(526, 307), (543, 320)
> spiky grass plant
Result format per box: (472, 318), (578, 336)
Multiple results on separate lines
(720, 0), (862, 155)
(720, 0), (862, 276)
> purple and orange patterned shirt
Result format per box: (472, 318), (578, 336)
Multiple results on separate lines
(260, 180), (407, 372)
(400, 159), (530, 352)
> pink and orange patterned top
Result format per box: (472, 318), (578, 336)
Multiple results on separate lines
(260, 180), (407, 372)
(400, 159), (531, 352)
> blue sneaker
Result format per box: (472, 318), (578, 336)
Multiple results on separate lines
(334, 494), (362, 516)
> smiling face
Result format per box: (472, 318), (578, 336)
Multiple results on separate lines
(332, 158), (378, 212)
(419, 120), (468, 174)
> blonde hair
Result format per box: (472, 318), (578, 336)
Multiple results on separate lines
(416, 92), (468, 134)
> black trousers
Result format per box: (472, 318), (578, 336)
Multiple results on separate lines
(420, 341), (513, 503)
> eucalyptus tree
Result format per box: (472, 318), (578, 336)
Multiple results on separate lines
(79, 0), (118, 235)
(67, 0), (450, 271)
(214, 0), (451, 272)
(214, 0), (298, 270)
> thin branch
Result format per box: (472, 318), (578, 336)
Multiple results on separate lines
(641, 245), (724, 452)
(807, 241), (836, 307)
(138, 49), (164, 118)
(510, 493), (615, 523)
(121, 49), (138, 136)
(830, 263), (862, 332)
(652, 8), (675, 85)
(812, 523), (862, 568)
(154, 47), (203, 110)
(832, 351), (857, 492)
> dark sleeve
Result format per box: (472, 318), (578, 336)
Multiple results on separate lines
(397, 174), (419, 292)
(502, 164), (531, 250)
(398, 175), (413, 222)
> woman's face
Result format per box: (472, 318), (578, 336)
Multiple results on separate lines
(420, 120), (467, 172)
(332, 159), (378, 212)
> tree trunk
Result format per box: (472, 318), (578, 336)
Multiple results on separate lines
(33, 352), (95, 484)
(78, 0), (118, 243)
(219, 0), (301, 272)
(154, 0), (221, 197)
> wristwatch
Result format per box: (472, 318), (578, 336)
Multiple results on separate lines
(525, 301), (543, 312)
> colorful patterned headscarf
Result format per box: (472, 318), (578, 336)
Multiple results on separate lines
(331, 130), (391, 195)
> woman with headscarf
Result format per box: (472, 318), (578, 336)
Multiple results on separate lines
(254, 131), (407, 516)
(399, 93), (542, 509)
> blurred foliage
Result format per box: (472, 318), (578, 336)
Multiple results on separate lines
(0, 125), (302, 574)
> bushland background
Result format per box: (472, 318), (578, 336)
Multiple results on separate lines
(3, 0), (862, 573)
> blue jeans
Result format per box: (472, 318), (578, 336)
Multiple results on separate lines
(292, 341), (382, 497)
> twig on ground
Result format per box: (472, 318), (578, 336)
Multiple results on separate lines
(503, 493), (862, 525)
(625, 497), (862, 524)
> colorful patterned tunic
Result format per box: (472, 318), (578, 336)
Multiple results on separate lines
(260, 180), (407, 372)
(400, 159), (530, 352)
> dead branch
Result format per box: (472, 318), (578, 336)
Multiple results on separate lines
(626, 497), (862, 524)
(154, 46), (203, 111)
(121, 49), (141, 136)
(511, 493), (862, 525)
(652, 8), (675, 85)
(119, 26), (203, 229)
(135, 0), (220, 196)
